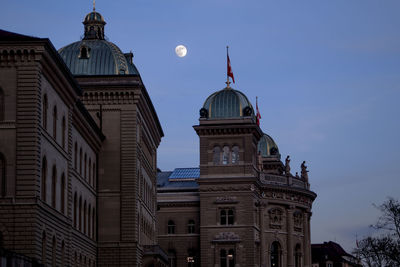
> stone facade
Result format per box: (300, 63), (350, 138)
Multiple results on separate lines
(0, 8), (165, 266)
(157, 89), (317, 267)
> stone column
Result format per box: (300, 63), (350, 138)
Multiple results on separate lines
(303, 211), (311, 267)
(287, 206), (294, 267)
(259, 201), (267, 267)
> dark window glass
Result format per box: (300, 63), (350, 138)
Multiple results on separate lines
(271, 241), (281, 267)
(74, 142), (78, 169)
(188, 220), (195, 234)
(62, 116), (66, 148)
(228, 249), (235, 267)
(53, 106), (57, 139)
(228, 209), (234, 225)
(61, 173), (65, 213)
(168, 220), (175, 234)
(220, 210), (227, 225)
(0, 88), (4, 121)
(51, 165), (57, 208)
(43, 95), (48, 130)
(41, 157), (47, 201)
(220, 249), (227, 267)
(0, 154), (5, 197)
(73, 192), (77, 228)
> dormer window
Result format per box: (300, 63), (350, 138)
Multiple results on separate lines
(79, 45), (90, 59)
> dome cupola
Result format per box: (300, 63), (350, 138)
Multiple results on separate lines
(257, 133), (280, 158)
(83, 5), (106, 40)
(200, 87), (255, 120)
(58, 7), (139, 76)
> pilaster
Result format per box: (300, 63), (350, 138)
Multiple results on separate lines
(287, 206), (294, 267)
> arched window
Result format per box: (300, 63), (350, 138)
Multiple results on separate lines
(188, 220), (195, 234)
(42, 231), (46, 265)
(79, 196), (82, 231)
(53, 105), (57, 139)
(88, 158), (92, 185)
(93, 163), (96, 188)
(168, 249), (177, 267)
(0, 87), (4, 121)
(222, 146), (230, 165)
(61, 241), (65, 267)
(43, 94), (48, 130)
(270, 241), (281, 267)
(213, 146), (221, 164)
(84, 153), (87, 180)
(88, 204), (92, 237)
(51, 165), (57, 208)
(231, 146), (239, 164)
(83, 200), (87, 235)
(79, 148), (82, 175)
(0, 153), (6, 197)
(52, 236), (56, 267)
(61, 173), (65, 214)
(41, 157), (47, 201)
(62, 116), (66, 149)
(167, 220), (175, 234)
(73, 192), (77, 228)
(92, 208), (96, 240)
(74, 142), (78, 169)
(295, 244), (302, 267)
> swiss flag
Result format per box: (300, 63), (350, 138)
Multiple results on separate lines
(227, 54), (235, 83)
(256, 97), (261, 126)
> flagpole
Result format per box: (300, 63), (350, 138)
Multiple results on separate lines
(226, 46), (230, 88)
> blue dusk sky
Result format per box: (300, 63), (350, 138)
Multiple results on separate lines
(2, 0), (400, 252)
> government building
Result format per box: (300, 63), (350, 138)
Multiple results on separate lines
(0, 7), (316, 267)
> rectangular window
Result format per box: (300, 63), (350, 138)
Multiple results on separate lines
(220, 208), (234, 225)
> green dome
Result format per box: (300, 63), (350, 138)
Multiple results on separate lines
(58, 10), (139, 76)
(58, 40), (139, 76)
(200, 88), (255, 119)
(258, 133), (280, 157)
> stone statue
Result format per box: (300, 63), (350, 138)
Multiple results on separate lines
(295, 172), (299, 178)
(301, 161), (309, 182)
(258, 151), (263, 171)
(285, 155), (291, 176)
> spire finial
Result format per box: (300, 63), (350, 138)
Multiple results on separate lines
(93, 0), (96, 11)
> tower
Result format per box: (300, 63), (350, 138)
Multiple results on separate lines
(194, 86), (263, 266)
(59, 8), (164, 266)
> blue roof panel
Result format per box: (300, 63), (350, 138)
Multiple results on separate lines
(169, 168), (200, 179)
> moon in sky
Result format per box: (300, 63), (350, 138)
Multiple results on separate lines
(175, 45), (187, 57)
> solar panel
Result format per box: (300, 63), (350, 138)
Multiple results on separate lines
(169, 168), (200, 180)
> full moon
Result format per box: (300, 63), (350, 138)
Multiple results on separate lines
(175, 45), (187, 57)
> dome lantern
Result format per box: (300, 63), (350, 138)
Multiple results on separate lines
(83, 7), (106, 40)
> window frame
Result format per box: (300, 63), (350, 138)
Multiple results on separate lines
(167, 220), (176, 234)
